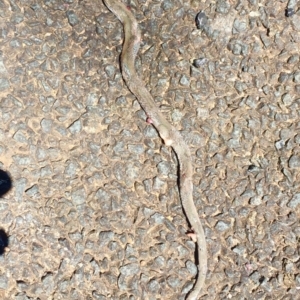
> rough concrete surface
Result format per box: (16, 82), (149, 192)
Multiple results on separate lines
(0, 0), (300, 299)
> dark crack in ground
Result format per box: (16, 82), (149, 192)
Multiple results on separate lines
(0, 0), (300, 299)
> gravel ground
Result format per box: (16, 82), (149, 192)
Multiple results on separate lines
(0, 0), (300, 299)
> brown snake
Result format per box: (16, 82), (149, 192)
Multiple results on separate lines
(102, 1), (207, 299)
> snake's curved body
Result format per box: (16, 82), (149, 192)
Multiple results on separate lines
(102, 1), (207, 299)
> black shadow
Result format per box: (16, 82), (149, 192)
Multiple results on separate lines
(0, 170), (12, 197)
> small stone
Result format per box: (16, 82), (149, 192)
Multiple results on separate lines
(287, 54), (299, 64)
(99, 231), (115, 246)
(215, 220), (230, 231)
(162, 0), (173, 11)
(13, 130), (28, 144)
(68, 120), (82, 134)
(281, 93), (293, 106)
(167, 275), (181, 288)
(150, 212), (165, 224)
(195, 11), (208, 29)
(57, 51), (70, 63)
(153, 177), (165, 190)
(288, 154), (300, 168)
(232, 244), (246, 255)
(275, 140), (285, 150)
(293, 71), (300, 83)
(119, 263), (140, 276)
(104, 65), (116, 77)
(186, 260), (197, 276)
(71, 187), (86, 205)
(65, 160), (79, 177)
(287, 193), (300, 209)
(66, 10), (79, 26)
(285, 8), (295, 17)
(86, 93), (98, 106)
(0, 78), (9, 90)
(250, 196), (262, 205)
(0, 274), (8, 289)
(148, 279), (160, 292)
(11, 13), (24, 24)
(231, 43), (242, 55)
(128, 144), (144, 155)
(179, 74), (190, 86)
(153, 256), (165, 268)
(233, 19), (247, 33)
(216, 0), (230, 14)
(193, 58), (208, 68)
(25, 184), (39, 198)
(171, 109), (183, 122)
(41, 119), (53, 133)
(278, 72), (289, 83)
(157, 161), (171, 176)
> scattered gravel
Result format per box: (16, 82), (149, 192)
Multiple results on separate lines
(0, 0), (299, 299)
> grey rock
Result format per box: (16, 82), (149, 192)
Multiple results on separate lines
(249, 196), (262, 205)
(14, 177), (27, 201)
(143, 126), (158, 138)
(25, 184), (39, 198)
(0, 58), (7, 74)
(11, 13), (24, 24)
(95, 188), (111, 202)
(215, 220), (231, 231)
(150, 212), (165, 224)
(216, 0), (230, 14)
(113, 141), (126, 155)
(66, 10), (79, 26)
(128, 144), (144, 155)
(275, 140), (285, 150)
(108, 120), (121, 134)
(167, 275), (181, 288)
(233, 19), (247, 33)
(71, 187), (86, 205)
(186, 260), (197, 276)
(232, 244), (246, 255)
(98, 231), (115, 246)
(278, 72), (289, 83)
(116, 96), (127, 106)
(119, 263), (140, 276)
(65, 160), (79, 177)
(287, 54), (299, 64)
(193, 58), (208, 68)
(162, 0), (173, 11)
(41, 118), (53, 133)
(13, 130), (28, 144)
(86, 93), (98, 106)
(195, 11), (208, 30)
(148, 278), (160, 292)
(157, 161), (171, 176)
(68, 119), (82, 134)
(153, 256), (165, 268)
(287, 193), (300, 209)
(153, 176), (166, 190)
(40, 165), (52, 178)
(0, 78), (9, 90)
(104, 65), (116, 78)
(13, 155), (33, 166)
(179, 74), (190, 86)
(294, 71), (300, 83)
(0, 274), (8, 289)
(288, 154), (300, 168)
(282, 93), (293, 106)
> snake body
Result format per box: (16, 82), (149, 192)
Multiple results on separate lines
(102, 1), (207, 299)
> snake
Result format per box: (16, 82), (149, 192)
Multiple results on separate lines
(102, 1), (207, 299)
